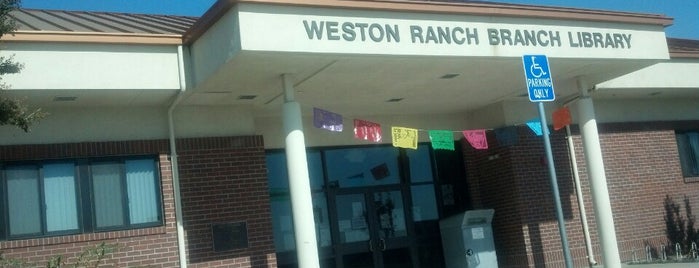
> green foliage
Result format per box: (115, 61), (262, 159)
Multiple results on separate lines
(664, 195), (699, 256)
(1, 242), (118, 268)
(0, 96), (46, 132)
(685, 197), (698, 246)
(0, 0), (47, 132)
(0, 0), (20, 37)
(665, 195), (686, 248)
(46, 242), (118, 268)
(0, 252), (29, 267)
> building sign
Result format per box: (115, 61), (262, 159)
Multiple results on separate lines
(237, 3), (669, 59)
(301, 20), (633, 50)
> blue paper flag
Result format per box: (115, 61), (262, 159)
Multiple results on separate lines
(526, 118), (544, 136)
(494, 126), (518, 146)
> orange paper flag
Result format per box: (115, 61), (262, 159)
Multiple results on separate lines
(552, 107), (572, 131)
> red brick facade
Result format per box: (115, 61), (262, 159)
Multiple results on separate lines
(0, 136), (275, 268)
(2, 122), (697, 267)
(176, 136), (276, 267)
(463, 121), (699, 267)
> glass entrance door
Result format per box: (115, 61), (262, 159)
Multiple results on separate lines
(333, 188), (415, 268)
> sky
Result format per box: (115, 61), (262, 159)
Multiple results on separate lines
(19, 0), (699, 39)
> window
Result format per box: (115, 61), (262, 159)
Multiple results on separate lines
(4, 163), (79, 238)
(91, 159), (161, 230)
(406, 146), (438, 222)
(6, 166), (43, 237)
(1, 156), (162, 240)
(266, 151), (330, 252)
(677, 131), (699, 178)
(325, 147), (400, 188)
(44, 163), (80, 233)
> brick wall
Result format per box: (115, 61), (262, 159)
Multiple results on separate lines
(463, 121), (699, 267)
(176, 136), (276, 268)
(0, 140), (179, 267)
(592, 123), (699, 262)
(0, 136), (276, 268)
(463, 130), (528, 266)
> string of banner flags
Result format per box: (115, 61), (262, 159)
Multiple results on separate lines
(312, 106), (573, 151)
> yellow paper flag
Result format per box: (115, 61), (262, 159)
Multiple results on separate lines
(391, 126), (418, 149)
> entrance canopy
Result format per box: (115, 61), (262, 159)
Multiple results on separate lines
(182, 0), (671, 117)
(0, 0), (683, 147)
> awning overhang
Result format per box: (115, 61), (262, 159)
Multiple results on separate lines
(184, 1), (671, 118)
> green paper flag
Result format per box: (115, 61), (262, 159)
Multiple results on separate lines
(428, 130), (454, 151)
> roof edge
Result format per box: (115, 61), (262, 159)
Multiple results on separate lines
(668, 38), (699, 59)
(183, 0), (674, 44)
(1, 31), (183, 45)
(669, 52), (699, 59)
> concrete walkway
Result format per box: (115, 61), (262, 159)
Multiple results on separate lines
(584, 261), (698, 268)
(618, 262), (698, 268)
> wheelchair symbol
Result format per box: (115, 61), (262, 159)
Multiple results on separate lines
(529, 56), (547, 78)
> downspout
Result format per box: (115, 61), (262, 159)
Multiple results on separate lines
(169, 45), (188, 268)
(563, 97), (597, 267)
(566, 124), (597, 266)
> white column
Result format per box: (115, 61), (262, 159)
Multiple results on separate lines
(575, 77), (621, 267)
(281, 74), (320, 268)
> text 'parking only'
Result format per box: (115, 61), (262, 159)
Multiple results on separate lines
(522, 55), (555, 102)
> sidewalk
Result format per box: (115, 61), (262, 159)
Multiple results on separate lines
(622, 264), (697, 268)
(618, 262), (698, 268)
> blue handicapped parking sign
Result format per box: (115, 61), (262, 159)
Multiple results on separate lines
(522, 55), (555, 102)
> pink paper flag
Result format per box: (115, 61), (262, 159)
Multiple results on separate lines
(462, 129), (488, 150)
(354, 119), (382, 142)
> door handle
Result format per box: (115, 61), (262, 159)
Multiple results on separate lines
(379, 238), (386, 251)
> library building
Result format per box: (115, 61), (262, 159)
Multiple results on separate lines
(0, 0), (697, 267)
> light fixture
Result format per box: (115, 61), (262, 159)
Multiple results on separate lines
(53, 96), (77, 102)
(440, 73), (460, 79)
(237, 95), (257, 100)
(386, 98), (404, 102)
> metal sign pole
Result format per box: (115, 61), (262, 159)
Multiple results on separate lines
(537, 101), (573, 268)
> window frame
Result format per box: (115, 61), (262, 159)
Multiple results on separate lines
(88, 157), (164, 232)
(40, 161), (83, 237)
(2, 163), (44, 239)
(676, 130), (699, 181)
(0, 155), (164, 241)
(1, 161), (83, 240)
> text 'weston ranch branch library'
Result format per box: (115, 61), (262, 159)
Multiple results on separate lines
(303, 20), (633, 49)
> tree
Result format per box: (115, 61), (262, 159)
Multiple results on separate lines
(0, 0), (46, 132)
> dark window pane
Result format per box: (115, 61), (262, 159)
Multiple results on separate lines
(411, 184), (438, 221)
(267, 151), (324, 190)
(407, 146), (433, 183)
(126, 159), (159, 224)
(6, 167), (41, 236)
(677, 132), (699, 177)
(335, 194), (369, 243)
(270, 193), (330, 252)
(270, 198), (294, 252)
(92, 163), (125, 228)
(326, 147), (400, 188)
(44, 163), (79, 232)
